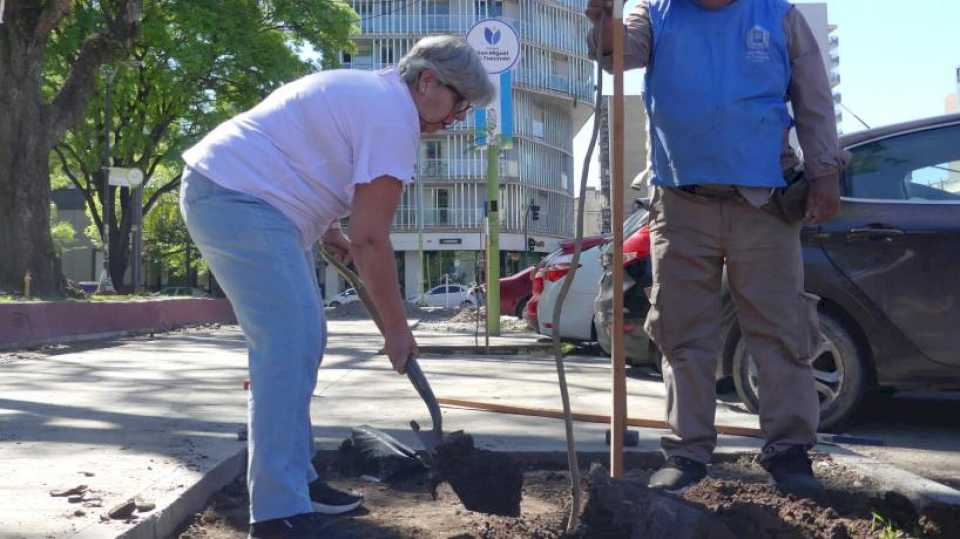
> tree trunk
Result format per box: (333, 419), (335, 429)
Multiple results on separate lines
(0, 30), (62, 297)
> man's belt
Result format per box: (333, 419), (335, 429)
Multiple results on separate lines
(676, 184), (742, 200)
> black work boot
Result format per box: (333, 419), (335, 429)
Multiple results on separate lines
(249, 513), (325, 539)
(648, 455), (708, 493)
(761, 446), (826, 499)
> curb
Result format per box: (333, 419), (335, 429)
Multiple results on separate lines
(86, 448), (248, 539)
(0, 330), (134, 352)
(824, 446), (960, 509)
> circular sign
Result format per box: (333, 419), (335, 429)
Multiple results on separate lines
(466, 19), (521, 75)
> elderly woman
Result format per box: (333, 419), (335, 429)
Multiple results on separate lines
(179, 36), (493, 537)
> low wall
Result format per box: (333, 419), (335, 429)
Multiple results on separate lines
(0, 298), (237, 350)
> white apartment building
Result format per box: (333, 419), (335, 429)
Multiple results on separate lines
(325, 0), (594, 300)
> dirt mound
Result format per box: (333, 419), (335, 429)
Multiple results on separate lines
(325, 300), (448, 321)
(418, 306), (532, 334)
(683, 479), (872, 539)
(176, 451), (960, 539)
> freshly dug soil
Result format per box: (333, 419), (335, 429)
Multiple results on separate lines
(175, 452), (960, 539)
(429, 432), (524, 517)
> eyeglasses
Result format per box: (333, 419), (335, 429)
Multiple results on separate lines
(442, 82), (472, 115)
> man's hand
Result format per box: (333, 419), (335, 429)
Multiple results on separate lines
(322, 227), (351, 264)
(383, 326), (417, 374)
(803, 174), (841, 224)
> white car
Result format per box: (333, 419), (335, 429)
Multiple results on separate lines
(410, 284), (478, 308)
(327, 287), (360, 307)
(536, 244), (604, 341)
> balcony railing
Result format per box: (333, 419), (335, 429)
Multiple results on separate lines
(514, 68), (593, 101)
(392, 208), (486, 230)
(357, 15), (588, 57)
(417, 158), (519, 180)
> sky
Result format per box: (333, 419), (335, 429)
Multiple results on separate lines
(572, 0), (960, 190)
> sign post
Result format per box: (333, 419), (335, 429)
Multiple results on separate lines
(467, 19), (519, 337)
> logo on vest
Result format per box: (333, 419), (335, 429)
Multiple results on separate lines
(746, 25), (771, 63)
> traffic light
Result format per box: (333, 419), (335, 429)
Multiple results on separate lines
(527, 237), (536, 253)
(530, 204), (540, 221)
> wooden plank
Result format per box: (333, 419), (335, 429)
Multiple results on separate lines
(437, 398), (763, 439)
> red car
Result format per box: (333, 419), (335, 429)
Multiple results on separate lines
(499, 265), (535, 319)
(524, 235), (608, 332)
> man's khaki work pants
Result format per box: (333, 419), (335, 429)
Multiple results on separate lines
(643, 186), (820, 464)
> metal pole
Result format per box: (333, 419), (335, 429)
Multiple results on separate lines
(417, 170), (425, 303)
(522, 199), (529, 268)
(610, 2), (628, 478)
(484, 141), (501, 336)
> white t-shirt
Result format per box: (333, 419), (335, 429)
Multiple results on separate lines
(182, 68), (420, 245)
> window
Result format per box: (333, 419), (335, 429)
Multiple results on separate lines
(436, 189), (449, 225)
(430, 286), (447, 295)
(846, 125), (960, 202)
(420, 140), (445, 177)
(341, 52), (352, 65)
(532, 105), (545, 140)
(380, 44), (395, 65)
(475, 0), (503, 17)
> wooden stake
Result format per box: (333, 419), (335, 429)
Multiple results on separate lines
(610, 0), (627, 478)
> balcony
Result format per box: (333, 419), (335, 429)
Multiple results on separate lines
(392, 207), (486, 230)
(417, 158), (520, 180)
(514, 68), (593, 102)
(357, 14), (588, 57)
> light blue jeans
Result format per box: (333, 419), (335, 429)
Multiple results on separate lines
(180, 169), (325, 523)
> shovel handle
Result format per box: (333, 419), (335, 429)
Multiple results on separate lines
(406, 358), (443, 436)
(320, 247), (442, 436)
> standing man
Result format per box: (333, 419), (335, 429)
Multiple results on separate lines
(586, 0), (848, 497)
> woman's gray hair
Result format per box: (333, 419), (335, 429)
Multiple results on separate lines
(398, 35), (495, 107)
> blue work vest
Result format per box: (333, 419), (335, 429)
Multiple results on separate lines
(644, 0), (794, 188)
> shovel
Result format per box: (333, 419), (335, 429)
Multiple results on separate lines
(321, 248), (523, 516)
(319, 249), (444, 451)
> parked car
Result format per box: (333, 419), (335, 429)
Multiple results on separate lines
(594, 206), (656, 366)
(499, 265), (535, 319)
(410, 283), (479, 308)
(722, 113), (960, 430)
(155, 286), (209, 298)
(537, 244), (605, 341)
(597, 113), (960, 430)
(524, 235), (607, 333)
(326, 287), (360, 307)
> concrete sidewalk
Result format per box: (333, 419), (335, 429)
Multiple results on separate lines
(0, 322), (766, 538)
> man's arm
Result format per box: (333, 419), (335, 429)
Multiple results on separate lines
(785, 7), (850, 182)
(586, 0), (653, 72)
(784, 7), (851, 223)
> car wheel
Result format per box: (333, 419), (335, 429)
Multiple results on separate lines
(329, 301), (341, 308)
(731, 311), (867, 432)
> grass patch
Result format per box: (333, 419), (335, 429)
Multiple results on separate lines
(870, 512), (907, 539)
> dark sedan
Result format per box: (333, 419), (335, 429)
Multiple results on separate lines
(598, 113), (960, 430)
(723, 113), (960, 430)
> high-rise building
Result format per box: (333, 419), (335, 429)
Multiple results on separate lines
(328, 0), (594, 301)
(795, 3), (842, 129)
